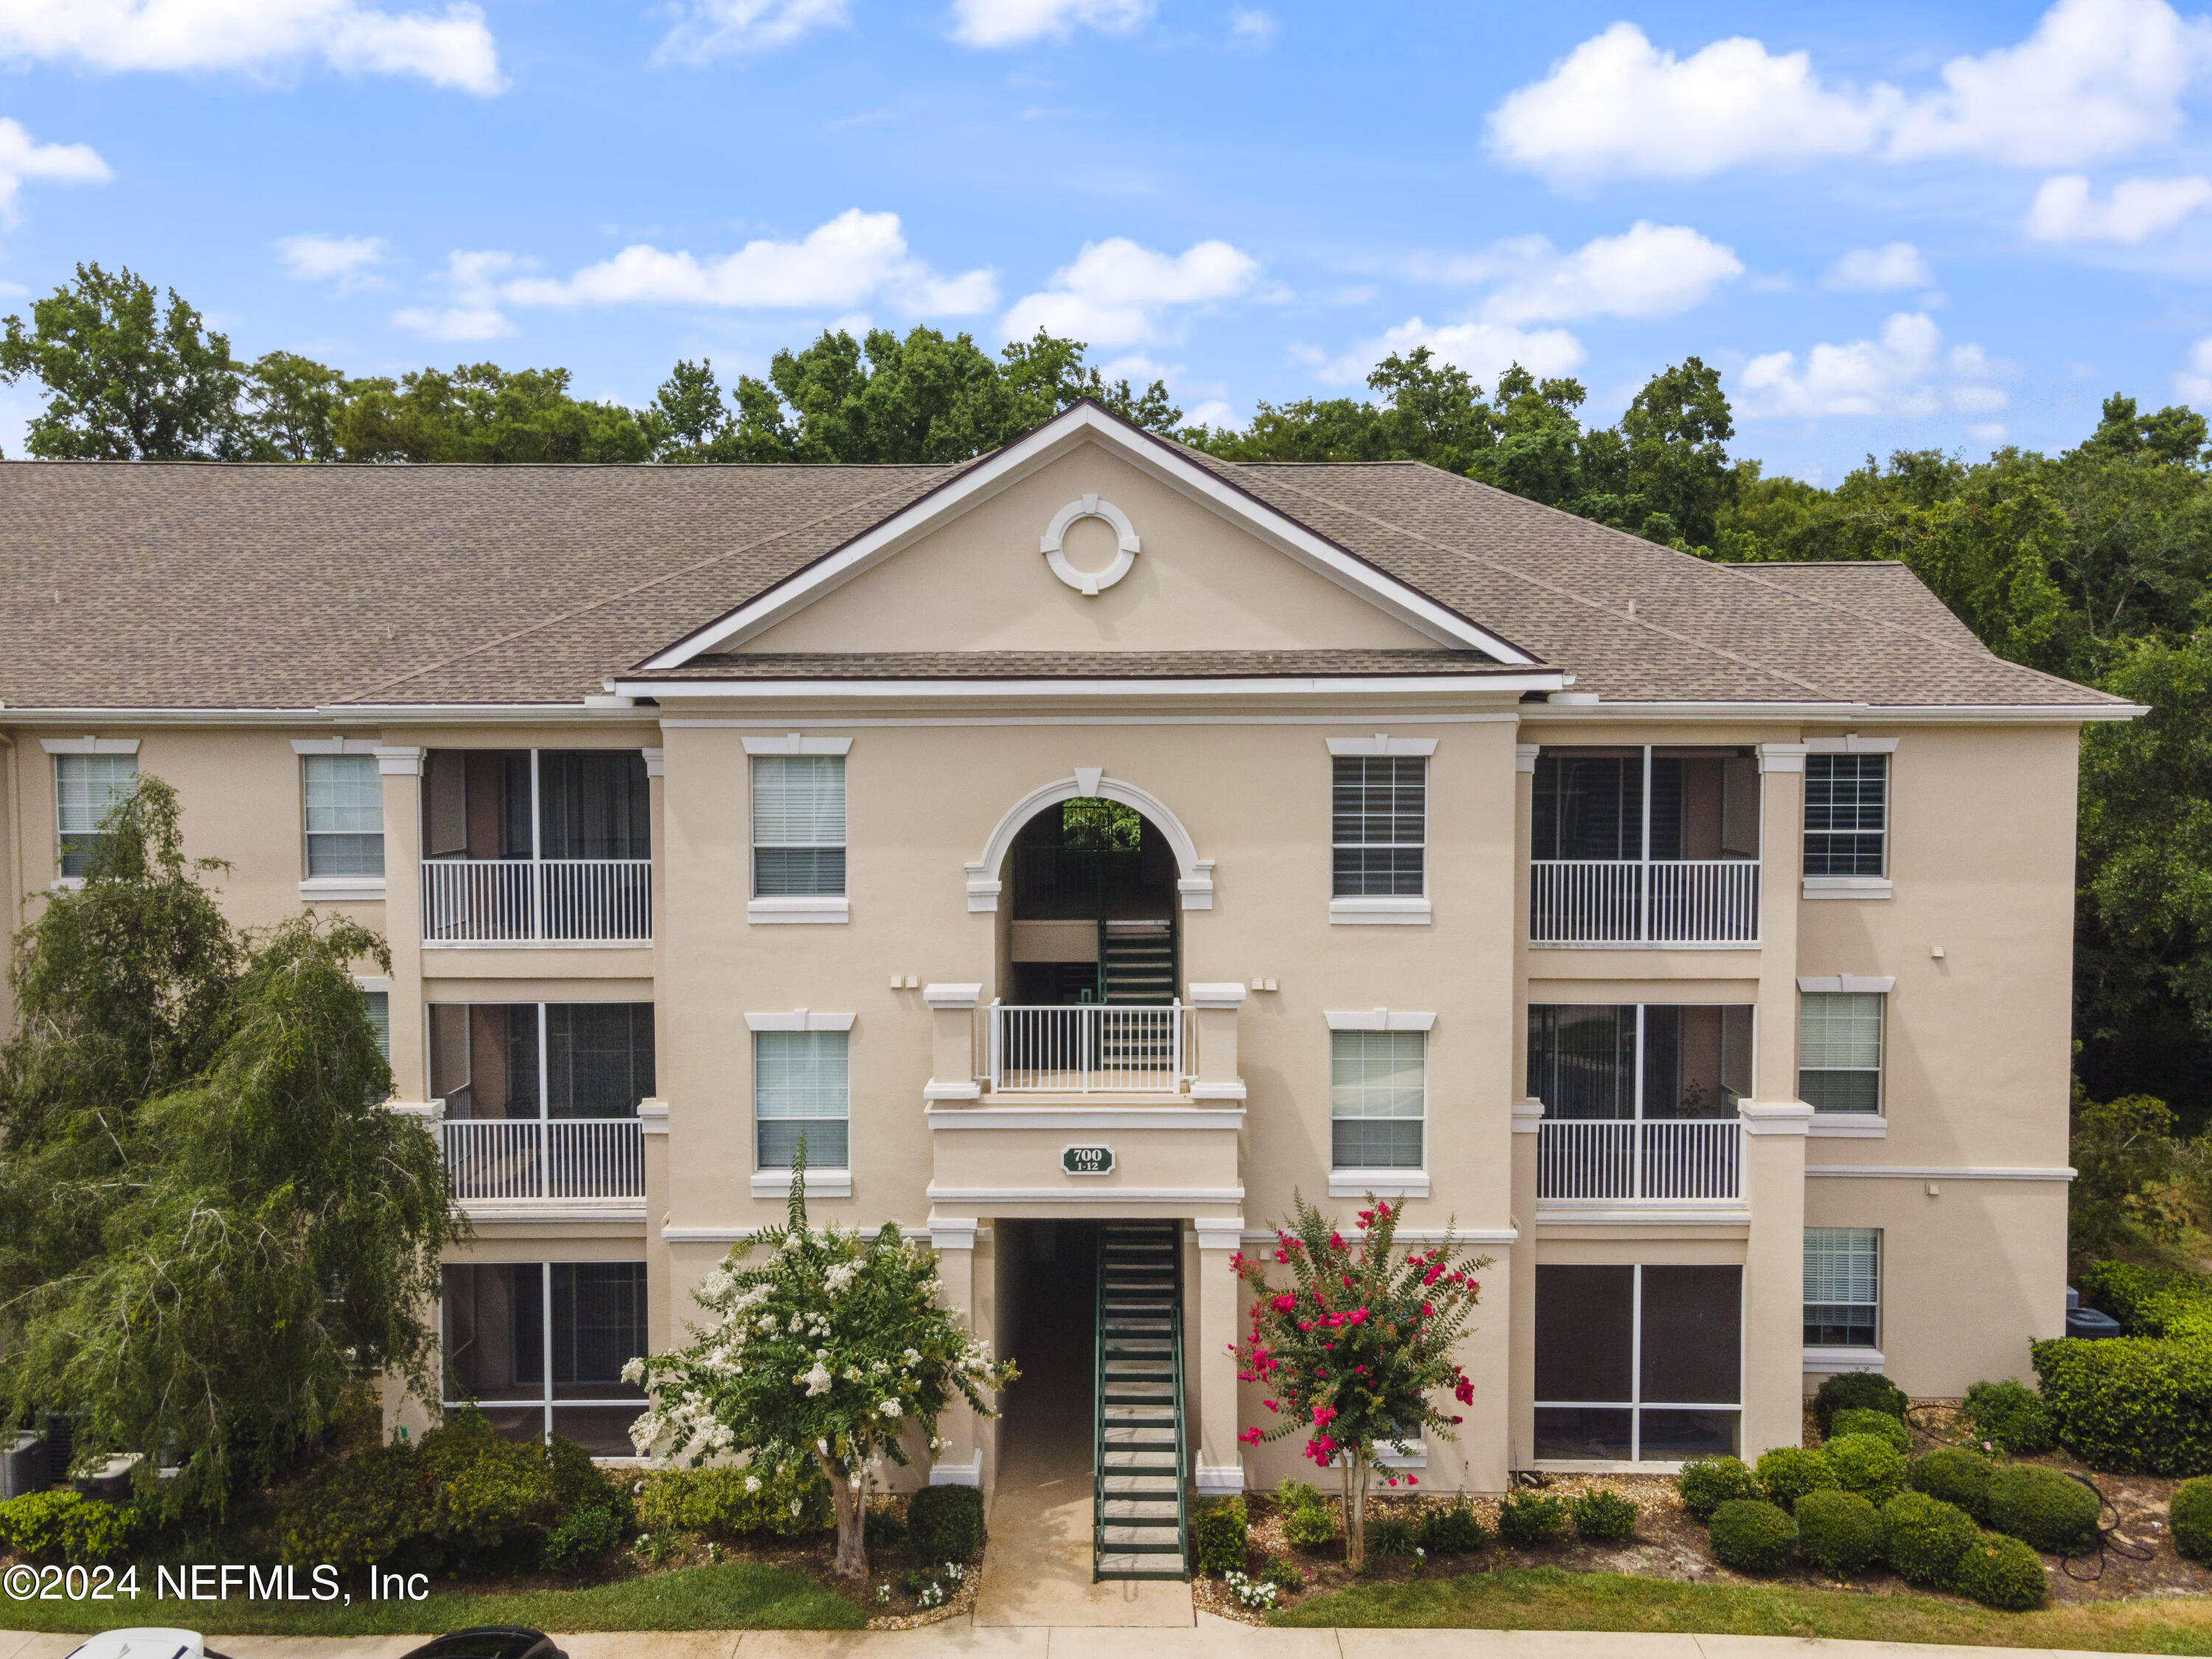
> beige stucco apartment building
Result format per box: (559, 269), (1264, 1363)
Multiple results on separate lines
(0, 403), (2135, 1548)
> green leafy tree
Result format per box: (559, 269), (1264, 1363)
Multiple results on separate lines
(0, 262), (246, 459)
(1231, 1194), (1489, 1572)
(0, 777), (461, 1514)
(2067, 1087), (2177, 1261)
(627, 1154), (1016, 1579)
(334, 363), (656, 463)
(236, 350), (353, 462)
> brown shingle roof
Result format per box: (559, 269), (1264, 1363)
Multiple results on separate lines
(0, 445), (2125, 712)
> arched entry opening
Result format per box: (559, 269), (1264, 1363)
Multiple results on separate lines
(1002, 796), (1181, 1006)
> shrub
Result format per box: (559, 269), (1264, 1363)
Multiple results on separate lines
(1570, 1489), (1637, 1543)
(1677, 1455), (1761, 1522)
(1910, 1446), (1996, 1522)
(2078, 1259), (2212, 1340)
(540, 1503), (623, 1573)
(907, 1484), (985, 1564)
(1260, 1553), (1304, 1591)
(1284, 1502), (1338, 1549)
(1955, 1531), (2050, 1610)
(1823, 1433), (1907, 1507)
(1880, 1491), (1978, 1587)
(1830, 1408), (1910, 1453)
(1813, 1371), (1909, 1436)
(2031, 1335), (2212, 1475)
(1415, 1495), (1486, 1555)
(1496, 1492), (1567, 1546)
(1755, 1446), (1838, 1512)
(1367, 1512), (1419, 1557)
(1985, 1463), (2100, 1554)
(418, 1412), (552, 1560)
(1961, 1380), (2057, 1455)
(863, 1504), (905, 1548)
(1193, 1497), (1248, 1574)
(274, 1442), (434, 1571)
(2171, 1477), (2212, 1562)
(634, 1461), (832, 1539)
(1274, 1477), (1322, 1510)
(0, 1491), (136, 1565)
(1708, 1499), (1796, 1574)
(1795, 1489), (1882, 1578)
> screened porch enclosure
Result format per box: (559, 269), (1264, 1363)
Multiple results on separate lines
(442, 1262), (648, 1455)
(420, 749), (652, 944)
(1528, 1004), (1752, 1200)
(1534, 1264), (1742, 1462)
(430, 1003), (653, 1201)
(1530, 747), (1761, 945)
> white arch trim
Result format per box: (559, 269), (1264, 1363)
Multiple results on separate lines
(964, 773), (1214, 913)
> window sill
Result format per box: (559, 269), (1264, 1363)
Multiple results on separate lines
(1329, 895), (1432, 925)
(1804, 1346), (1885, 1374)
(1808, 1113), (1887, 1138)
(1329, 1169), (1429, 1198)
(748, 896), (849, 925)
(752, 1168), (852, 1198)
(1334, 1443), (1425, 1470)
(49, 877), (84, 891)
(299, 876), (387, 902)
(1803, 877), (1892, 900)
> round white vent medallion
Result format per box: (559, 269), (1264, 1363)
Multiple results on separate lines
(1040, 494), (1139, 596)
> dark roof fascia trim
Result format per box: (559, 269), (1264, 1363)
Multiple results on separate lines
(615, 672), (1566, 700)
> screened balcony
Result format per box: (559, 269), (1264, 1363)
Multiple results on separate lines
(432, 1002), (652, 1203)
(420, 750), (651, 945)
(1530, 747), (1760, 947)
(1530, 1004), (1751, 1202)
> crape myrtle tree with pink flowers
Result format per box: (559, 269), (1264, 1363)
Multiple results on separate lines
(626, 1150), (1018, 1579)
(1231, 1189), (1491, 1572)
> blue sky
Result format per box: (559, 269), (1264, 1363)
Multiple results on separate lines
(4, 0), (2212, 479)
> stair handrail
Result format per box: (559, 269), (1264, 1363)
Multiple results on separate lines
(1171, 1292), (1189, 1581)
(1091, 1227), (1107, 1582)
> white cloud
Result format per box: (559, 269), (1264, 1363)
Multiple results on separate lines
(2174, 336), (2212, 401)
(501, 210), (997, 316)
(276, 232), (389, 289)
(1229, 9), (1273, 44)
(1823, 242), (1933, 291)
(0, 0), (501, 94)
(393, 248), (521, 340)
(655, 0), (846, 63)
(1301, 316), (1586, 392)
(1001, 237), (1258, 347)
(1434, 222), (1742, 324)
(1488, 0), (2212, 182)
(2026, 173), (2212, 242)
(1967, 422), (2009, 442)
(1737, 312), (2008, 417)
(948, 0), (1148, 47)
(0, 119), (108, 219)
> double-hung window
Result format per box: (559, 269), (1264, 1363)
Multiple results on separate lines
(752, 755), (846, 897)
(55, 752), (138, 877)
(1332, 756), (1425, 897)
(1799, 992), (1882, 1115)
(755, 1029), (849, 1171)
(304, 753), (385, 877)
(1330, 1029), (1425, 1170)
(1805, 1228), (1880, 1349)
(1804, 754), (1888, 877)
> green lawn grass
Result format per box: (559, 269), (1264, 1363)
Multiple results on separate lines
(1272, 1565), (2212, 1654)
(0, 1559), (866, 1636)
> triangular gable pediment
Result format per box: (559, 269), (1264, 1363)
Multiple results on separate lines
(639, 402), (1538, 670)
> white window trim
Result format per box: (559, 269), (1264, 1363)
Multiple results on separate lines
(748, 896), (851, 925)
(1803, 746), (1891, 887)
(1324, 1009), (1436, 1031)
(1330, 747), (1427, 917)
(1797, 975), (1896, 994)
(1328, 1171), (1431, 1198)
(1330, 894), (1433, 925)
(1800, 988), (1885, 1119)
(750, 746), (847, 919)
(743, 1010), (858, 1032)
(1808, 1115), (1888, 1138)
(1804, 876), (1893, 900)
(1804, 1346), (1886, 1375)
(1325, 735), (1439, 757)
(290, 737), (381, 755)
(40, 737), (139, 756)
(752, 1026), (852, 1191)
(1804, 736), (1901, 754)
(742, 734), (854, 756)
(300, 875), (388, 902)
(299, 747), (386, 899)
(751, 1168), (853, 1198)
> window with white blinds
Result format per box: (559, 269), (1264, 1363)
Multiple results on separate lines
(1799, 992), (1884, 1114)
(755, 1029), (849, 1170)
(364, 990), (390, 1060)
(752, 755), (846, 897)
(55, 753), (139, 877)
(304, 754), (385, 877)
(1330, 1030), (1425, 1169)
(1805, 1227), (1879, 1348)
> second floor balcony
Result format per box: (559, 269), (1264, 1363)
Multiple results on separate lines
(984, 1000), (1194, 1093)
(1537, 1116), (1745, 1202)
(442, 1116), (645, 1203)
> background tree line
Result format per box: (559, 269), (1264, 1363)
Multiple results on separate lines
(7, 260), (2208, 1132)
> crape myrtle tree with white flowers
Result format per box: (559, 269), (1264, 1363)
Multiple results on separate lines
(625, 1150), (1018, 1579)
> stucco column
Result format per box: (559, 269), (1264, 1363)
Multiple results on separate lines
(375, 746), (428, 1102)
(639, 1099), (672, 1353)
(1193, 1216), (1245, 1495)
(1753, 743), (1807, 1105)
(383, 1097), (444, 1442)
(924, 984), (983, 1104)
(1508, 1099), (1542, 1473)
(928, 1217), (984, 1486)
(1741, 1101), (1813, 1456)
(1187, 981), (1246, 1099)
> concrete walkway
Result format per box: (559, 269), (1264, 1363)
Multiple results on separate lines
(0, 1624), (2137, 1658)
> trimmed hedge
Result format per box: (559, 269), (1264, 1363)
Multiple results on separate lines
(1284, 1502), (1338, 1548)
(1795, 1488), (1882, 1578)
(1961, 1379), (2056, 1455)
(1824, 1433), (1907, 1506)
(908, 1484), (986, 1564)
(2031, 1335), (2212, 1475)
(2171, 1477), (2212, 1562)
(0, 1491), (136, 1565)
(1497, 1492), (1568, 1546)
(1812, 1371), (1908, 1437)
(2078, 1260), (2212, 1340)
(1570, 1489), (1637, 1543)
(1677, 1455), (1761, 1522)
(1910, 1446), (1996, 1523)
(1415, 1495), (1487, 1554)
(1955, 1531), (2050, 1610)
(1193, 1497), (1248, 1574)
(1755, 1446), (1838, 1512)
(1708, 1499), (1796, 1574)
(1986, 1463), (2100, 1554)
(634, 1459), (833, 1539)
(1880, 1490), (1978, 1587)
(1830, 1408), (1909, 1453)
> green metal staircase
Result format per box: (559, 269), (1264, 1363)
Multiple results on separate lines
(1092, 1220), (1188, 1580)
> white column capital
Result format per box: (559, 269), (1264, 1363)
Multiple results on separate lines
(1514, 743), (1541, 773)
(641, 747), (666, 778)
(1740, 1100), (1817, 1135)
(387, 1098), (445, 1125)
(928, 1216), (981, 1252)
(1187, 981), (1247, 1009)
(1512, 1099), (1546, 1133)
(1756, 742), (1808, 774)
(923, 982), (983, 1009)
(638, 1098), (671, 1136)
(1193, 1217), (1246, 1252)
(375, 745), (425, 776)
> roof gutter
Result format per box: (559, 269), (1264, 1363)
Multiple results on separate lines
(1521, 700), (2148, 724)
(613, 673), (1568, 700)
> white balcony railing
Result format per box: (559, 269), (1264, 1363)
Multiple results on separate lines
(441, 1118), (645, 1203)
(1529, 858), (1759, 947)
(422, 858), (653, 946)
(985, 1002), (1188, 1093)
(1537, 1118), (1745, 1202)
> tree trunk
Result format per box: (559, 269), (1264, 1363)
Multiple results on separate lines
(823, 1457), (869, 1579)
(1341, 1448), (1369, 1573)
